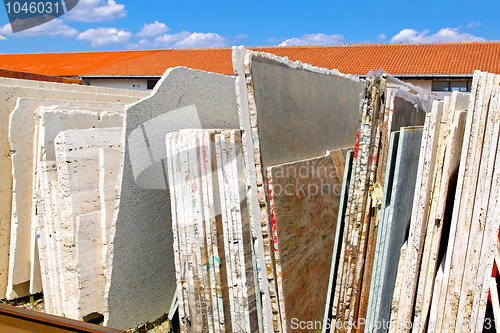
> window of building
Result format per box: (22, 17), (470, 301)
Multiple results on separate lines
(432, 80), (471, 92)
(147, 79), (159, 90)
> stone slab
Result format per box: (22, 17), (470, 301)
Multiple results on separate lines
(98, 148), (123, 269)
(457, 76), (500, 324)
(267, 149), (346, 332)
(3, 91), (133, 299)
(322, 151), (353, 333)
(105, 67), (239, 330)
(0, 77), (150, 98)
(234, 46), (364, 333)
(55, 128), (122, 320)
(373, 127), (423, 331)
(364, 130), (400, 333)
(393, 103), (441, 328)
(442, 72), (491, 331)
(5, 109), (124, 300)
(76, 211), (105, 321)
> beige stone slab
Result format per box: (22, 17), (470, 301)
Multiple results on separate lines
(268, 150), (346, 332)
(412, 94), (454, 330)
(55, 128), (122, 320)
(472, 88), (500, 330)
(98, 148), (123, 268)
(394, 100), (443, 331)
(430, 72), (482, 332)
(6, 99), (126, 298)
(458, 77), (500, 325)
(36, 162), (64, 315)
(442, 72), (493, 333)
(76, 211), (106, 321)
(0, 77), (150, 98)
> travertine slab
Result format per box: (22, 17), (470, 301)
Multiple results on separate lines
(76, 212), (105, 320)
(1, 87), (138, 299)
(413, 92), (469, 331)
(98, 148), (123, 267)
(8, 99), (124, 295)
(472, 87), (500, 330)
(393, 100), (443, 331)
(442, 72), (492, 332)
(267, 150), (346, 332)
(37, 162), (64, 316)
(457, 77), (500, 325)
(105, 67), (239, 330)
(55, 127), (122, 320)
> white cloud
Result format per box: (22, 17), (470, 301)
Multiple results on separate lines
(128, 31), (228, 49)
(159, 32), (227, 48)
(389, 27), (485, 43)
(77, 27), (131, 47)
(278, 33), (344, 46)
(377, 33), (386, 42)
(0, 18), (78, 37)
(0, 35), (5, 40)
(467, 21), (482, 28)
(137, 21), (169, 38)
(65, 0), (126, 22)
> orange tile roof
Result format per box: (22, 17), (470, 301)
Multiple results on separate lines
(0, 41), (499, 77)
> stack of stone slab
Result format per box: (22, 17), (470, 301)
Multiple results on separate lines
(233, 47), (366, 332)
(387, 71), (500, 333)
(321, 72), (432, 332)
(0, 78), (148, 317)
(165, 129), (258, 332)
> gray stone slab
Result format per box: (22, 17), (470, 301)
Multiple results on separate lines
(323, 151), (353, 333)
(249, 54), (364, 168)
(364, 130), (400, 333)
(105, 67), (239, 330)
(373, 126), (423, 331)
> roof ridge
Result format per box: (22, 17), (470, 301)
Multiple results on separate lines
(2, 41), (499, 56)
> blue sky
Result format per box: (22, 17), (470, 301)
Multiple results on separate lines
(0, 0), (499, 54)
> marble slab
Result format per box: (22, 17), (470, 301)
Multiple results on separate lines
(267, 149), (346, 332)
(105, 67), (240, 330)
(233, 46), (364, 333)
